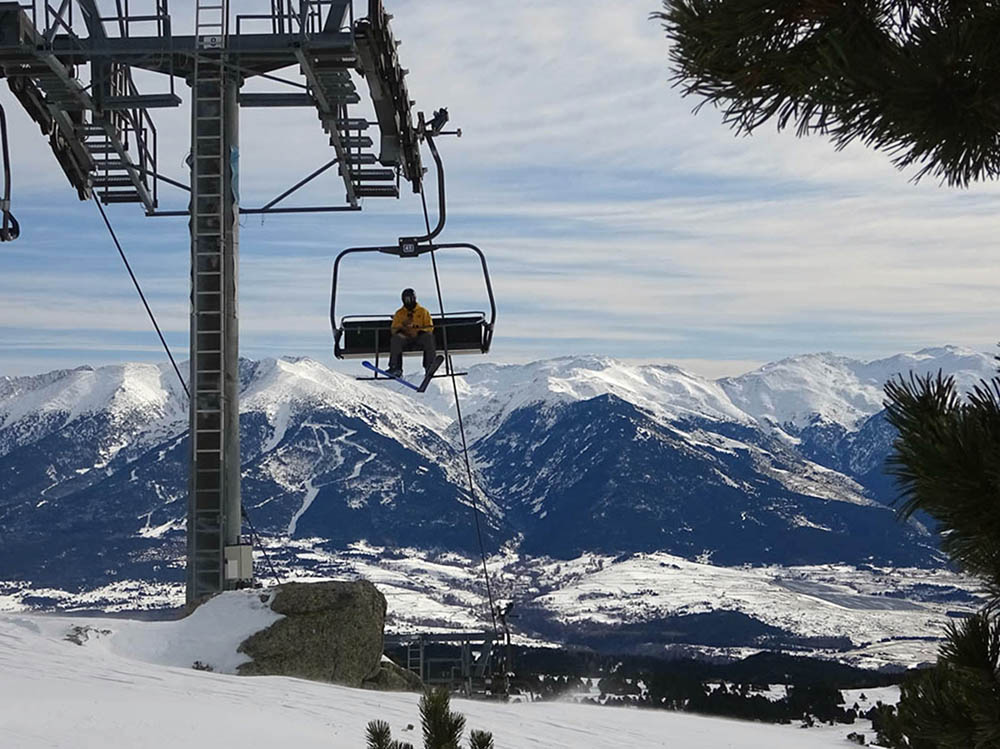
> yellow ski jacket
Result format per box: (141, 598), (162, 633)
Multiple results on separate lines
(391, 304), (434, 337)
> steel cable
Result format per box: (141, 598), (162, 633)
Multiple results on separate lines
(419, 180), (499, 638)
(94, 197), (282, 588)
(94, 196), (188, 398)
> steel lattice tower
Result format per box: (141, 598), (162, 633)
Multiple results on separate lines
(0, 0), (424, 604)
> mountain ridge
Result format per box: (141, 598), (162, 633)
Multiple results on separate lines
(0, 345), (993, 605)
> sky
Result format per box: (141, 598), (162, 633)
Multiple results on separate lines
(1, 0), (998, 380)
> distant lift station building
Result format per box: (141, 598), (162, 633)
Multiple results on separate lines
(0, 0), (426, 603)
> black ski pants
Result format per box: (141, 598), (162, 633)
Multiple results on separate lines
(389, 331), (436, 371)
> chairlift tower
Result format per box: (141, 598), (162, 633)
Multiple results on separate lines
(0, 0), (425, 605)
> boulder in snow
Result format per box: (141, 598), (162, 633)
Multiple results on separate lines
(237, 580), (385, 687)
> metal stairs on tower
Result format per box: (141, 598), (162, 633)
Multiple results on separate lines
(0, 14), (158, 209)
(295, 10), (401, 204)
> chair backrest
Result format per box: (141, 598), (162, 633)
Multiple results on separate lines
(336, 312), (488, 359)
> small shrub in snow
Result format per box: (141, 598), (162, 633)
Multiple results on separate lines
(467, 730), (494, 749)
(421, 688), (465, 749)
(364, 689), (494, 749)
(64, 626), (111, 646)
(365, 719), (413, 749)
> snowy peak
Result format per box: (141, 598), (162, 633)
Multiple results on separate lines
(239, 357), (449, 434)
(854, 346), (996, 396)
(719, 353), (883, 432)
(420, 355), (754, 443)
(0, 363), (178, 425)
(720, 346), (996, 432)
(0, 362), (186, 458)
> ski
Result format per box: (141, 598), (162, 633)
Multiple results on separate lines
(361, 361), (420, 391)
(417, 354), (445, 393)
(361, 354), (446, 393)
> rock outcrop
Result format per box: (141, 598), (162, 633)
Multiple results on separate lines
(238, 580), (386, 687)
(362, 658), (425, 692)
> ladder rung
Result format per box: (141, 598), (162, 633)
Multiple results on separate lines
(337, 118), (371, 130)
(353, 185), (399, 198)
(92, 177), (135, 188)
(100, 192), (143, 203)
(319, 82), (356, 93)
(343, 168), (395, 181)
(340, 136), (373, 149)
(340, 152), (377, 164)
(308, 57), (355, 70)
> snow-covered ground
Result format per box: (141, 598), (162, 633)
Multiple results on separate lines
(238, 545), (984, 668)
(0, 591), (890, 748)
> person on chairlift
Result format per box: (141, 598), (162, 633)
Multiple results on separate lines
(388, 288), (436, 378)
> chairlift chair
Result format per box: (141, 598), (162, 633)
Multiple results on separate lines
(330, 240), (496, 373)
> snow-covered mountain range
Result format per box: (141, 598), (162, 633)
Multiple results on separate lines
(0, 346), (994, 664)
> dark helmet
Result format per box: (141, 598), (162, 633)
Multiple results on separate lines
(401, 288), (417, 309)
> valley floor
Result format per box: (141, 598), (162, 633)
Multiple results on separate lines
(3, 546), (983, 670)
(0, 593), (887, 748)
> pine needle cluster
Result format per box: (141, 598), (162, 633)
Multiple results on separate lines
(420, 688), (466, 749)
(653, 0), (1000, 185)
(879, 359), (1000, 747)
(885, 371), (1000, 597)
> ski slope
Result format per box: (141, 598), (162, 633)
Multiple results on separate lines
(0, 592), (887, 748)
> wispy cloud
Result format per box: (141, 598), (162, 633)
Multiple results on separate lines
(0, 0), (998, 380)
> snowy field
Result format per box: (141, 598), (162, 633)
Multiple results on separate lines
(4, 544), (980, 669)
(0, 592), (889, 749)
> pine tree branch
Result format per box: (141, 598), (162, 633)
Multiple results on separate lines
(654, 0), (1000, 186)
(884, 371), (1000, 598)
